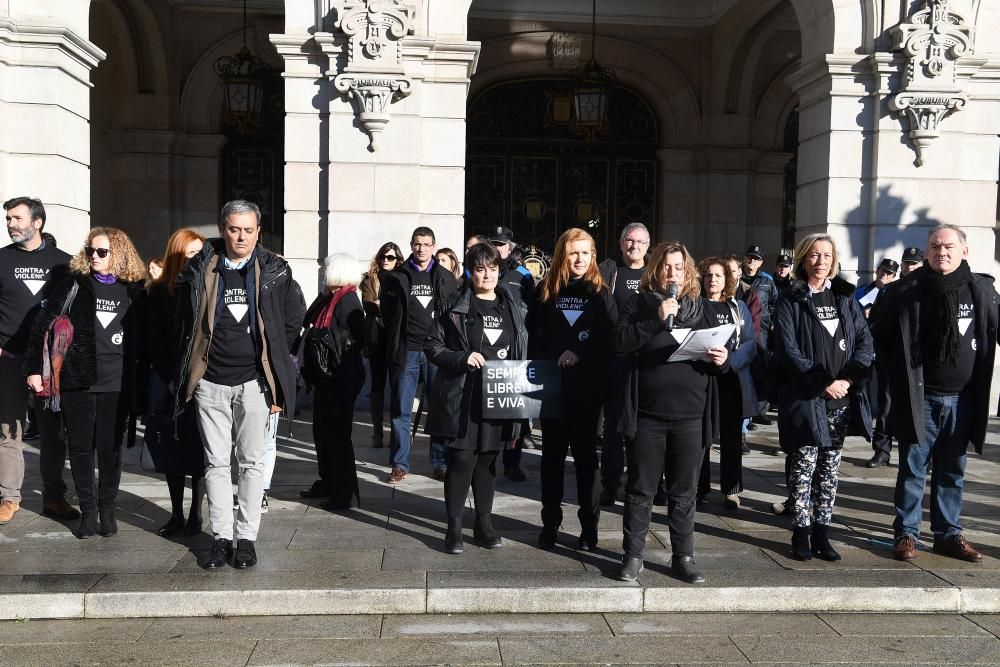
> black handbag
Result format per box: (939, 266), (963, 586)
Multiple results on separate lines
(301, 325), (354, 385)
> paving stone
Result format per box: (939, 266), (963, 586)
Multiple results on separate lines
(140, 615), (380, 641)
(381, 613), (612, 638)
(248, 638), (502, 665)
(498, 636), (746, 664)
(732, 635), (1000, 664)
(819, 613), (992, 636)
(170, 548), (384, 574)
(967, 614), (1000, 638)
(0, 639), (253, 666)
(605, 612), (837, 636)
(0, 548), (186, 576)
(0, 617), (152, 644)
(381, 544), (586, 572)
(762, 543), (918, 570)
(427, 571), (641, 613)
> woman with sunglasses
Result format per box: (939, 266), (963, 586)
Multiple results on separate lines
(145, 229), (206, 536)
(26, 228), (147, 539)
(352, 242), (401, 455)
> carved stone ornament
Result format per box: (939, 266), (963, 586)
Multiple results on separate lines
(333, 0), (415, 151)
(549, 33), (581, 69)
(888, 0), (972, 166)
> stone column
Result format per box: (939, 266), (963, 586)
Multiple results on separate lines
(273, 0), (479, 302)
(0, 1), (105, 242)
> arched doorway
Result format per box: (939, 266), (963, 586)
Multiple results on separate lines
(465, 78), (659, 258)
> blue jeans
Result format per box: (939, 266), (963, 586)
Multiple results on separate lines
(893, 392), (971, 540)
(389, 350), (447, 472)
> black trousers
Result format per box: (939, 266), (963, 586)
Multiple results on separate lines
(312, 383), (360, 505)
(34, 398), (69, 502)
(867, 369), (894, 455)
(445, 447), (498, 520)
(61, 391), (123, 513)
(699, 376), (744, 497)
(624, 416), (702, 558)
(540, 410), (602, 535)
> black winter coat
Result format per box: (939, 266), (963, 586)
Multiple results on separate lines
(774, 279), (873, 450)
(301, 287), (365, 398)
(379, 259), (458, 370)
(174, 240), (305, 414)
(871, 268), (1000, 455)
(425, 286), (528, 441)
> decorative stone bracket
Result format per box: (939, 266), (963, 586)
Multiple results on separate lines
(888, 0), (972, 167)
(332, 0), (416, 151)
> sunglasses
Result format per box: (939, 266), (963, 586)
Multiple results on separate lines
(86, 246), (110, 259)
(381, 255), (398, 262)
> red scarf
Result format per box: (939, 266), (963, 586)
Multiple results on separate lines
(312, 285), (357, 329)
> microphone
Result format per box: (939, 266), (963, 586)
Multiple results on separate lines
(664, 283), (679, 331)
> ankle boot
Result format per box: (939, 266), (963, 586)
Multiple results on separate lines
(444, 518), (464, 554)
(791, 525), (812, 561)
(369, 392), (384, 448)
(74, 511), (97, 539)
(474, 514), (502, 549)
(97, 506), (118, 537)
(811, 523), (842, 561)
(671, 555), (705, 584)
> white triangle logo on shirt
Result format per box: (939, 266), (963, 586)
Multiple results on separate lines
(821, 319), (838, 338)
(22, 279), (45, 296)
(561, 310), (583, 326)
(484, 328), (503, 345)
(416, 295), (433, 309)
(958, 317), (972, 336)
(96, 311), (117, 329)
(228, 303), (249, 323)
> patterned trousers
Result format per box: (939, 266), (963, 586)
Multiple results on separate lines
(789, 406), (849, 528)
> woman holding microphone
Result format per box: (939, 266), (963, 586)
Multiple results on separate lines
(425, 242), (527, 553)
(615, 241), (728, 584)
(528, 228), (616, 552)
(773, 233), (872, 561)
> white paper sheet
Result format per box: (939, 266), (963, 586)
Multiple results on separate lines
(667, 323), (737, 363)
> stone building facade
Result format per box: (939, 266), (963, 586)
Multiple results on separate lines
(1, 0), (998, 302)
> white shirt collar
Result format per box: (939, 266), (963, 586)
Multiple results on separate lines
(808, 279), (832, 294)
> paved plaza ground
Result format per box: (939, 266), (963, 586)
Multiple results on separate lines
(0, 409), (998, 623)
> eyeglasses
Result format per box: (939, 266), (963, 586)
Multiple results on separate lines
(623, 239), (649, 246)
(411, 242), (433, 249)
(381, 255), (398, 262)
(86, 246), (110, 259)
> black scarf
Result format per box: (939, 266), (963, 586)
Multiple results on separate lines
(919, 260), (973, 366)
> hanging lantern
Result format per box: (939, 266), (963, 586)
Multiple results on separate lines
(571, 0), (615, 141)
(215, 0), (269, 134)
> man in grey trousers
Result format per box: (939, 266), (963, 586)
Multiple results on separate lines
(174, 200), (305, 569)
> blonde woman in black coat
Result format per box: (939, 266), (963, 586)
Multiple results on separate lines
(425, 243), (528, 554)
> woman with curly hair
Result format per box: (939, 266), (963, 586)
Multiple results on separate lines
(145, 229), (206, 536)
(26, 227), (147, 539)
(614, 241), (729, 585)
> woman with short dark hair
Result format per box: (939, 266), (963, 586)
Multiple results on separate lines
(426, 242), (527, 553)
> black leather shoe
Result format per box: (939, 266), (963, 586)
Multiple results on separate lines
(182, 516), (203, 536)
(445, 519), (464, 554)
(42, 497), (81, 520)
(298, 482), (331, 499)
(157, 515), (185, 537)
(618, 556), (644, 582)
(97, 508), (117, 537)
(233, 539), (257, 569)
(473, 516), (503, 549)
(205, 538), (233, 569)
(866, 451), (890, 468)
(671, 555), (705, 584)
(576, 531), (598, 552)
(538, 525), (558, 549)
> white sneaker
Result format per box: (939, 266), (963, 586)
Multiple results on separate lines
(724, 494), (741, 509)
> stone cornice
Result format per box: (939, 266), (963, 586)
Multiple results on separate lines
(0, 19), (106, 85)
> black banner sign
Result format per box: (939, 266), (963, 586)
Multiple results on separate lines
(481, 360), (561, 420)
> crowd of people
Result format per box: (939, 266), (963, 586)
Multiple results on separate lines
(0, 194), (995, 583)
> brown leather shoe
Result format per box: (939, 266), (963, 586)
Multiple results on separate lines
(933, 534), (983, 563)
(43, 498), (81, 520)
(387, 467), (407, 484)
(893, 534), (917, 561)
(0, 500), (20, 525)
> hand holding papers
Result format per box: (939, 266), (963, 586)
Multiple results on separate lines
(667, 324), (737, 363)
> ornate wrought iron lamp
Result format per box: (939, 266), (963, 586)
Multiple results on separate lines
(572, 0), (616, 140)
(215, 0), (269, 134)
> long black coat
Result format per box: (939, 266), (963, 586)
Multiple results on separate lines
(773, 279), (873, 450)
(424, 286), (527, 441)
(871, 268), (1000, 454)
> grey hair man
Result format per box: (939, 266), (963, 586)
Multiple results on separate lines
(174, 200), (305, 569)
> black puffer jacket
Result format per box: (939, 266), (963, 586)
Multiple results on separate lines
(773, 278), (873, 450)
(174, 240), (305, 414)
(424, 286), (528, 440)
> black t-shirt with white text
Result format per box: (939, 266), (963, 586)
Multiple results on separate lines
(613, 265), (645, 310)
(924, 284), (976, 395)
(205, 266), (259, 386)
(0, 242), (71, 353)
(91, 278), (130, 393)
(405, 262), (436, 351)
(636, 307), (711, 420)
(810, 289), (847, 409)
(472, 296), (512, 362)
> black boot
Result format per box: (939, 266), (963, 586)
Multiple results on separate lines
(618, 556), (644, 582)
(538, 524), (558, 549)
(474, 514), (502, 549)
(791, 525), (812, 561)
(74, 511), (97, 540)
(369, 392), (384, 448)
(671, 555), (705, 584)
(97, 506), (117, 537)
(444, 518), (464, 554)
(811, 523), (842, 561)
